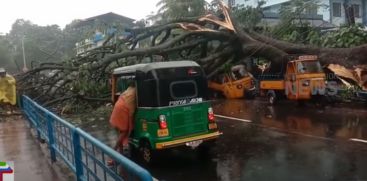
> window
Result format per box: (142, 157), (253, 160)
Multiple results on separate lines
(297, 61), (323, 73)
(333, 3), (341, 17)
(170, 80), (197, 99)
(353, 4), (360, 18)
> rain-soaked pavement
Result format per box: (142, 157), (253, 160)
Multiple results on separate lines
(72, 99), (367, 181)
(0, 115), (69, 181)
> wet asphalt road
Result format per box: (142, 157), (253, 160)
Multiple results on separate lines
(74, 99), (367, 181)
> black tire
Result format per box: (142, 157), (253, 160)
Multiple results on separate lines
(267, 91), (277, 105)
(138, 141), (155, 166)
(244, 89), (256, 99)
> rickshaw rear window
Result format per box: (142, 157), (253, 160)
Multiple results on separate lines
(137, 66), (207, 107)
(170, 81), (197, 99)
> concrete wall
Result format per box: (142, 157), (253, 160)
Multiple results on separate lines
(224, 0), (257, 7)
(234, 0), (248, 6)
(263, 4), (282, 13)
(319, 0), (331, 22)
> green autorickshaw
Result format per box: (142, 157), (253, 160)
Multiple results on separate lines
(111, 61), (221, 164)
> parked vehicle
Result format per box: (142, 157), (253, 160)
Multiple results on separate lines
(208, 65), (256, 99)
(258, 55), (326, 105)
(111, 61), (221, 164)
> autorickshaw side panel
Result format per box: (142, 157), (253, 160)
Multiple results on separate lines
(208, 75), (255, 99)
(133, 101), (212, 149)
(208, 81), (223, 92)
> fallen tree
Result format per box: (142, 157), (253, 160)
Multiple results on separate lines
(17, 2), (367, 110)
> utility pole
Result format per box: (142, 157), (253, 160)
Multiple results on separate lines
(22, 36), (28, 72)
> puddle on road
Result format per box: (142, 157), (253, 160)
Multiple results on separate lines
(213, 99), (367, 141)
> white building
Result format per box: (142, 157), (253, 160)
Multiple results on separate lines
(225, 0), (367, 27)
(224, 0), (249, 7)
(322, 0), (366, 26)
(261, 0), (334, 28)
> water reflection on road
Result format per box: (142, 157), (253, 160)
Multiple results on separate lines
(213, 99), (367, 140)
(71, 99), (367, 181)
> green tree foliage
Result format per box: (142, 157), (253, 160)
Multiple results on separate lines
(321, 25), (367, 48)
(7, 19), (64, 70)
(62, 20), (85, 59)
(155, 0), (207, 23)
(1, 14), (137, 75)
(272, 0), (323, 44)
(278, 0), (321, 26)
(0, 36), (16, 72)
(269, 0), (367, 48)
(231, 0), (265, 29)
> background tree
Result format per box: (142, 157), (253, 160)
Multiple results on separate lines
(270, 0), (323, 44)
(266, 0), (367, 48)
(7, 19), (64, 70)
(155, 0), (207, 23)
(322, 25), (367, 48)
(0, 36), (16, 72)
(231, 0), (265, 30)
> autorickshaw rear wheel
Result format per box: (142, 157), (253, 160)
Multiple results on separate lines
(139, 141), (155, 166)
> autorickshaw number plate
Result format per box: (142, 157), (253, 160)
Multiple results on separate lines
(157, 129), (169, 137)
(209, 123), (217, 129)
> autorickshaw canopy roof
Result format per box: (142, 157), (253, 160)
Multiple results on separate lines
(112, 61), (200, 75)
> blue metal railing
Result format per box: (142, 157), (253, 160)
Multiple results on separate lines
(21, 95), (153, 181)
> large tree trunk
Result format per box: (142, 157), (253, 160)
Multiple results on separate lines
(248, 31), (367, 66)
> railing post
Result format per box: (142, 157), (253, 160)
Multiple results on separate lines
(46, 113), (57, 162)
(18, 94), (23, 109)
(23, 98), (31, 127)
(35, 107), (42, 141)
(72, 129), (84, 181)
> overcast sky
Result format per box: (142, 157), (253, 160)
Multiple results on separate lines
(0, 0), (160, 34)
(0, 0), (280, 34)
